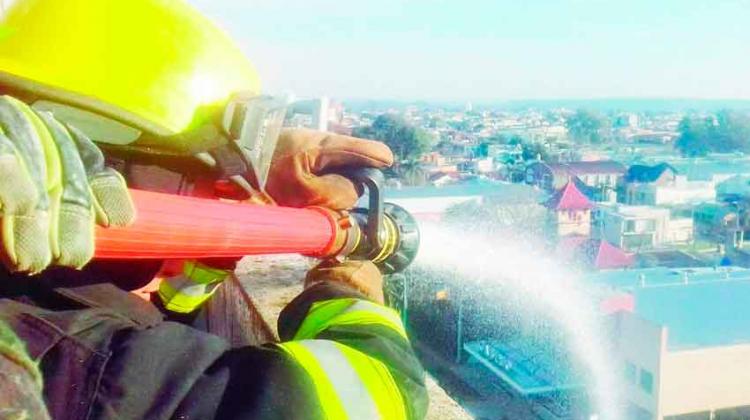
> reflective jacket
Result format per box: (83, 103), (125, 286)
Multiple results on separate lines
(0, 266), (428, 420)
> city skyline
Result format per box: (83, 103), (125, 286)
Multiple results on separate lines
(189, 0), (750, 101)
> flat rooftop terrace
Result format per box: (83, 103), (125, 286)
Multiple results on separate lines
(589, 267), (750, 350)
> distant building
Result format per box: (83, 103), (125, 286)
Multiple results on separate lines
(594, 205), (693, 251)
(473, 158), (494, 173)
(693, 202), (744, 249)
(545, 182), (593, 238)
(526, 161), (625, 202)
(625, 163), (677, 186)
(590, 267), (750, 420)
(669, 158), (750, 183)
(623, 163), (715, 206)
(716, 174), (750, 200)
(286, 96), (350, 134)
(386, 180), (541, 222)
(627, 131), (679, 144)
(625, 176), (715, 207)
(557, 236), (634, 270)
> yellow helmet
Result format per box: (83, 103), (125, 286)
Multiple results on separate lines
(0, 0), (261, 152)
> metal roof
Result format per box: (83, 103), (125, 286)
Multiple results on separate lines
(385, 179), (541, 201)
(588, 267), (750, 350)
(546, 161), (627, 175)
(635, 280), (750, 350)
(464, 339), (584, 396)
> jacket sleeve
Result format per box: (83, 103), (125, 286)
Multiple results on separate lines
(0, 321), (50, 420)
(178, 282), (428, 420)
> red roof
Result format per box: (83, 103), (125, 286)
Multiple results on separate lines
(545, 181), (592, 211)
(595, 240), (634, 269)
(599, 292), (635, 314)
(558, 238), (634, 270)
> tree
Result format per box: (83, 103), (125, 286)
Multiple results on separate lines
(675, 111), (750, 157)
(507, 134), (525, 146)
(520, 142), (549, 162)
(565, 110), (610, 144)
(395, 160), (427, 186)
(486, 133), (509, 144)
(353, 114), (432, 162)
(675, 116), (711, 157)
(505, 134), (549, 162)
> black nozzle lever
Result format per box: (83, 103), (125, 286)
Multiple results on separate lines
(339, 168), (420, 274)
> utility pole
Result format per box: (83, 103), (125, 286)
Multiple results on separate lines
(455, 289), (463, 364)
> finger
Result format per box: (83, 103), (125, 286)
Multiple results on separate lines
(278, 128), (394, 173)
(36, 111), (94, 268)
(0, 96), (47, 213)
(0, 96), (55, 272)
(303, 173), (360, 210)
(0, 132), (36, 215)
(67, 125), (135, 227)
(3, 212), (51, 273)
(313, 132), (394, 173)
(89, 168), (136, 227)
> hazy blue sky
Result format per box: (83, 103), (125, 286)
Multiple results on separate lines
(188, 0), (750, 101)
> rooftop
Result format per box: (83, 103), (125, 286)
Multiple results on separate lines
(588, 266), (750, 350)
(635, 280), (750, 350)
(557, 237), (634, 270)
(546, 160), (627, 176)
(545, 182), (592, 211)
(385, 179), (540, 202)
(625, 163), (676, 183)
(668, 158), (750, 181)
(597, 204), (669, 218)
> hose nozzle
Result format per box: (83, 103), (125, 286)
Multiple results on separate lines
(324, 168), (420, 274)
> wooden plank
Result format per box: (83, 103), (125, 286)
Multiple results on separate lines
(204, 273), (277, 347)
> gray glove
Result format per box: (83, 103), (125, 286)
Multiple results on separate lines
(0, 95), (135, 273)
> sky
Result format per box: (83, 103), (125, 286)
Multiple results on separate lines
(188, 0), (750, 101)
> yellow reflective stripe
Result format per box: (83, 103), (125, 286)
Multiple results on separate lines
(295, 299), (358, 340)
(156, 262), (230, 313)
(183, 261), (229, 285)
(157, 277), (220, 313)
(341, 301), (407, 339)
(337, 343), (407, 420)
(295, 298), (407, 340)
(277, 341), (349, 420)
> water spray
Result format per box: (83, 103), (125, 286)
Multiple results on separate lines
(415, 224), (623, 420)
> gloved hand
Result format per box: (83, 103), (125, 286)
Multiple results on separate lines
(305, 259), (384, 304)
(0, 95), (135, 273)
(265, 128), (393, 210)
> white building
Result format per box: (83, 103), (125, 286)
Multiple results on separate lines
(626, 176), (715, 207)
(385, 181), (541, 222)
(716, 174), (750, 199)
(595, 205), (693, 251)
(589, 267), (750, 420)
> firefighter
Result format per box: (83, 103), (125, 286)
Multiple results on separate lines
(0, 0), (428, 419)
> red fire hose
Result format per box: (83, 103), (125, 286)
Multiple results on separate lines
(93, 189), (341, 259)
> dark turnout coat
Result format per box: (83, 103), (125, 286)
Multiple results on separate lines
(0, 265), (428, 420)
